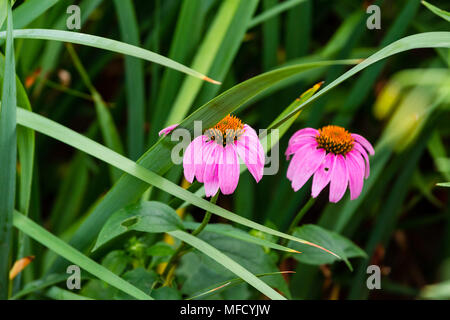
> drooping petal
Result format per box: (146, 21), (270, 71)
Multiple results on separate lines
(353, 143), (370, 179)
(329, 154), (348, 203)
(158, 124), (179, 136)
(286, 143), (317, 181)
(235, 137), (264, 182)
(289, 128), (319, 145)
(203, 144), (221, 197)
(290, 147), (326, 192)
(351, 133), (375, 155)
(345, 151), (365, 200)
(218, 144), (240, 195)
(197, 140), (217, 183)
(311, 153), (335, 198)
(183, 135), (207, 183)
(286, 136), (317, 159)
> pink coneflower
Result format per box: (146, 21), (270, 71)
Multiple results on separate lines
(161, 115), (265, 197)
(286, 125), (374, 203)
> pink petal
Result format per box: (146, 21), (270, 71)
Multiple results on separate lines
(235, 138), (264, 182)
(203, 144), (221, 197)
(289, 128), (319, 145)
(353, 143), (370, 179)
(311, 153), (335, 198)
(290, 147), (326, 192)
(159, 124), (179, 136)
(243, 124), (259, 139)
(218, 144), (240, 195)
(183, 135), (207, 183)
(286, 142), (319, 180)
(285, 136), (316, 159)
(329, 154), (348, 203)
(346, 151), (365, 200)
(197, 141), (216, 183)
(351, 133), (375, 155)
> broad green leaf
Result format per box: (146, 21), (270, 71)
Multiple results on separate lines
(288, 225), (367, 268)
(114, 268), (158, 300)
(0, 1), (16, 298)
(101, 250), (129, 276)
(169, 230), (286, 300)
(12, 211), (153, 300)
(93, 201), (184, 251)
(0, 29), (220, 83)
(422, 1), (450, 22)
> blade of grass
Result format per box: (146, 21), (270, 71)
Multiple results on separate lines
(248, 0), (306, 28)
(163, 0), (240, 126)
(46, 286), (93, 300)
(187, 271), (295, 300)
(0, 1), (16, 299)
(270, 32), (450, 129)
(113, 0), (145, 159)
(422, 0), (450, 22)
(168, 230), (286, 300)
(12, 211), (153, 300)
(0, 29), (220, 84)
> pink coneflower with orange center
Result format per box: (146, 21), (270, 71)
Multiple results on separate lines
(161, 115), (265, 197)
(286, 125), (374, 203)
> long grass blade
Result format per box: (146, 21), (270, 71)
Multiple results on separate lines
(0, 1), (16, 299)
(0, 29), (220, 84)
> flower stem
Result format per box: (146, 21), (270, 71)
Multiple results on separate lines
(160, 193), (218, 286)
(281, 197), (317, 247)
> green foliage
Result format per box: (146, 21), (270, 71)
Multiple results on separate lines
(1, 0), (449, 301)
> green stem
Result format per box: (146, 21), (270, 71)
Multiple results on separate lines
(281, 197), (316, 247)
(160, 193), (218, 286)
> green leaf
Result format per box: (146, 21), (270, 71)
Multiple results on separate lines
(114, 268), (157, 300)
(422, 1), (450, 22)
(11, 273), (71, 300)
(147, 242), (175, 257)
(12, 211), (153, 300)
(169, 230), (286, 300)
(0, 1), (16, 298)
(101, 250), (129, 276)
(46, 286), (93, 300)
(93, 201), (184, 251)
(288, 225), (367, 268)
(0, 29), (220, 83)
